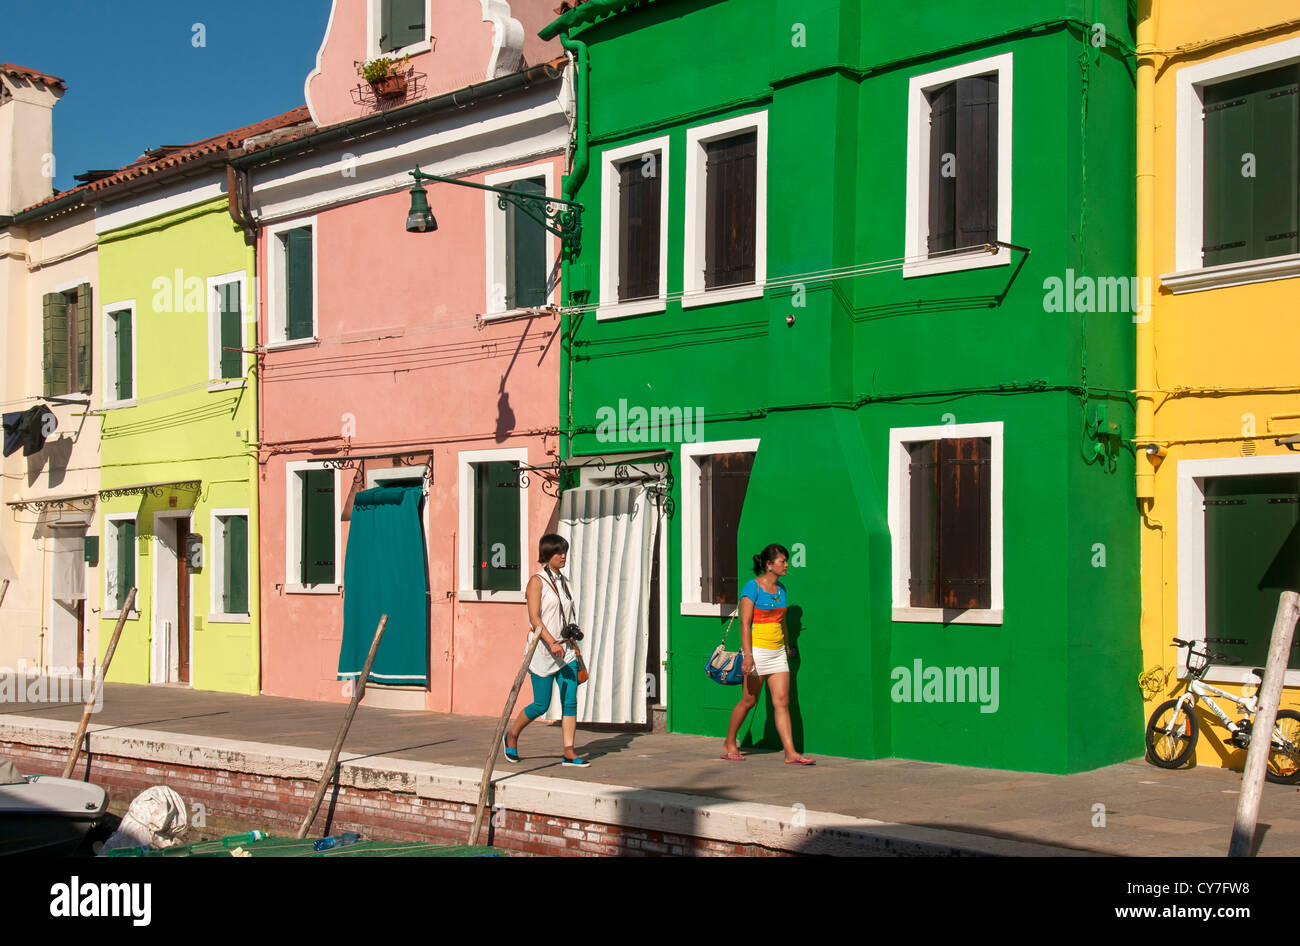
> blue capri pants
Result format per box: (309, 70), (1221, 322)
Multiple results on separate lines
(524, 661), (579, 719)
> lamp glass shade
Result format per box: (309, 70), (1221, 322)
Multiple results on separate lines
(406, 184), (437, 233)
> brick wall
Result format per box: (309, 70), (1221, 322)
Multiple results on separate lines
(1, 741), (790, 857)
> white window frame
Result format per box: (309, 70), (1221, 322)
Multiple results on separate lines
(1176, 453), (1300, 686)
(284, 460), (341, 594)
(102, 513), (140, 620)
(208, 508), (251, 623)
(483, 163), (558, 321)
(267, 216), (318, 349)
(903, 53), (1014, 279)
(887, 422), (1004, 624)
(366, 0), (432, 60)
(206, 270), (247, 391)
(1164, 37), (1300, 293)
(680, 438), (760, 617)
(598, 135), (671, 321)
(683, 112), (768, 308)
(457, 447), (529, 602)
(101, 299), (137, 409)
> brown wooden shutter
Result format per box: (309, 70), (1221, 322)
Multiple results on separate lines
(703, 452), (753, 604)
(704, 132), (757, 289)
(42, 292), (67, 396)
(75, 284), (92, 393)
(618, 157), (661, 302)
(927, 83), (957, 255)
(938, 437), (991, 610)
(954, 75), (998, 250)
(908, 441), (940, 608)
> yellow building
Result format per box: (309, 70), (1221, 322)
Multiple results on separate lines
(1137, 2), (1300, 772)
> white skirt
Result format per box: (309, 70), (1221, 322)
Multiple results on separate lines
(751, 646), (789, 676)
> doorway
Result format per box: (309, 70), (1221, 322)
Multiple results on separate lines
(47, 525), (88, 674)
(152, 513), (192, 684)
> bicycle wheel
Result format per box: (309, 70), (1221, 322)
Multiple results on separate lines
(1145, 699), (1199, 768)
(1264, 709), (1300, 785)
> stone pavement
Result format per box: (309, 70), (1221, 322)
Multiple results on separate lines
(3, 682), (1297, 856)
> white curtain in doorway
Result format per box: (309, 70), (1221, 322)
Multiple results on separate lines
(544, 485), (658, 724)
(51, 534), (86, 601)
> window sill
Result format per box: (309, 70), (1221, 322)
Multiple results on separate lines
(207, 380), (246, 393)
(284, 583), (340, 595)
(376, 39), (430, 59)
(458, 589), (526, 604)
(1195, 665), (1300, 688)
(266, 337), (319, 352)
(102, 398), (137, 410)
(1160, 253), (1300, 294)
(596, 298), (667, 321)
(207, 613), (251, 624)
(680, 282), (765, 309)
(892, 606), (1003, 626)
(680, 601), (737, 618)
(903, 246), (1009, 279)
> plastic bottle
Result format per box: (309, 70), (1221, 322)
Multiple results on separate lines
(313, 831), (361, 852)
(102, 845), (150, 857)
(221, 830), (267, 848)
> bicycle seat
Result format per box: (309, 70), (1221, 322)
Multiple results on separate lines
(1251, 667), (1265, 681)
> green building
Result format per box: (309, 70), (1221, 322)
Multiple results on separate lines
(543, 0), (1141, 772)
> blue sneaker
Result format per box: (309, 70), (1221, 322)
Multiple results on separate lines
(503, 734), (520, 763)
(561, 754), (589, 767)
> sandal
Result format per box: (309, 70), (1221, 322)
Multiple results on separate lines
(562, 754), (590, 767)
(785, 757), (816, 766)
(720, 752), (746, 762)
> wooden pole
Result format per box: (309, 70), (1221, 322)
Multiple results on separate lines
(469, 625), (544, 846)
(1229, 591), (1299, 857)
(0, 578), (9, 608)
(296, 615), (388, 839)
(62, 587), (135, 780)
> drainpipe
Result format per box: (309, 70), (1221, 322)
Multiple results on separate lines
(1135, 1), (1157, 500)
(558, 32), (590, 461)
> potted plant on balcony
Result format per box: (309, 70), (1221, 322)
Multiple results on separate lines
(360, 54), (411, 98)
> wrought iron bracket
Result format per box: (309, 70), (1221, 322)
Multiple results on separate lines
(409, 167), (584, 261)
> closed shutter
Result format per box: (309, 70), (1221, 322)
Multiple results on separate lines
(285, 228), (314, 340)
(43, 292), (67, 397)
(954, 75), (998, 250)
(301, 469), (335, 585)
(219, 282), (242, 379)
(506, 178), (547, 309)
(1203, 65), (1300, 266)
(927, 83), (957, 255)
(703, 452), (753, 604)
(117, 520), (136, 610)
(382, 0), (424, 52)
(114, 311), (133, 400)
(938, 437), (991, 610)
(223, 515), (249, 614)
(704, 132), (757, 289)
(908, 441), (940, 608)
(618, 157), (661, 301)
(473, 461), (520, 591)
(76, 284), (92, 393)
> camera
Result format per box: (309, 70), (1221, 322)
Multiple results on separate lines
(560, 624), (584, 642)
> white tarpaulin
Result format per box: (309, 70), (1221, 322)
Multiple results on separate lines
(50, 534), (85, 601)
(545, 485), (659, 724)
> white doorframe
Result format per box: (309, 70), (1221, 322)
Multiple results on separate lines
(151, 511), (194, 684)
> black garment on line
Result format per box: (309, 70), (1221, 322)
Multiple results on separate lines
(1, 405), (56, 457)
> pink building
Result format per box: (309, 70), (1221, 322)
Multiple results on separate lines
(238, 0), (571, 714)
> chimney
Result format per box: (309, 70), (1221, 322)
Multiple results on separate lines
(0, 64), (66, 216)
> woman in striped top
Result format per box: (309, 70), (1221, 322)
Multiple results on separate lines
(721, 543), (814, 765)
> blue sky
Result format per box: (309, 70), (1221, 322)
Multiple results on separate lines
(7, 1), (332, 192)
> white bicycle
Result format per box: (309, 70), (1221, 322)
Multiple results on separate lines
(1145, 637), (1300, 784)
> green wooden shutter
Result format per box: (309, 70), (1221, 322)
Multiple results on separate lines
(223, 515), (249, 614)
(285, 228), (314, 340)
(220, 282), (242, 379)
(43, 292), (67, 397)
(116, 520), (136, 610)
(473, 462), (520, 591)
(76, 284), (92, 393)
(301, 470), (335, 585)
(114, 311), (133, 400)
(383, 0), (424, 51)
(506, 179), (547, 309)
(1250, 65), (1299, 261)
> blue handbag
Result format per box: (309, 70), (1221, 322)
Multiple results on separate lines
(705, 612), (744, 685)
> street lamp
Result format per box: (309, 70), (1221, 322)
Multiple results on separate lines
(405, 166), (583, 259)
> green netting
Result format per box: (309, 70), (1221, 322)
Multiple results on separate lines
(112, 835), (503, 858)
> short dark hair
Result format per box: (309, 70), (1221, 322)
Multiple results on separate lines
(752, 543), (790, 575)
(538, 533), (569, 563)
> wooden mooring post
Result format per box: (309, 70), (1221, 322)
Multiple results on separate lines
(296, 615), (388, 839)
(62, 587), (135, 780)
(1229, 591), (1300, 857)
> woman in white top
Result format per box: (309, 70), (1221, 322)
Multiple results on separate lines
(503, 534), (589, 766)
